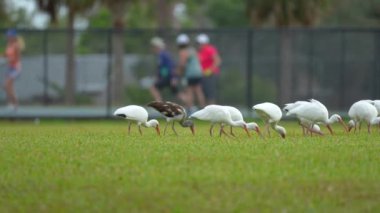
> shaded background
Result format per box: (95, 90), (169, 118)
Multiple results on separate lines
(1, 0), (380, 118)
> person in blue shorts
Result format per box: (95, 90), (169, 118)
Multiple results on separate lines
(2, 29), (23, 110)
(149, 37), (177, 101)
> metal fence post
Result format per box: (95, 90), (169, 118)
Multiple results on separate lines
(307, 29), (314, 98)
(339, 29), (346, 108)
(374, 31), (380, 98)
(246, 29), (253, 107)
(106, 29), (113, 117)
(43, 30), (49, 106)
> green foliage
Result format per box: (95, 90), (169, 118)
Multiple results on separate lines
(322, 0), (380, 26)
(247, 0), (329, 26)
(206, 0), (248, 27)
(219, 70), (277, 105)
(124, 86), (152, 104)
(126, 1), (156, 28)
(87, 7), (112, 28)
(252, 75), (277, 103)
(0, 121), (380, 211)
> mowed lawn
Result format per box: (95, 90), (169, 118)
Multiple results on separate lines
(0, 120), (380, 212)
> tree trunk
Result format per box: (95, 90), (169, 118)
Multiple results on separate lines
(278, 29), (293, 105)
(112, 18), (124, 105)
(156, 0), (172, 28)
(65, 10), (75, 104)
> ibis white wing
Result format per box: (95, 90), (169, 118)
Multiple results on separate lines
(114, 105), (148, 122)
(286, 102), (326, 122)
(191, 105), (231, 123)
(223, 106), (244, 121)
(253, 102), (282, 122)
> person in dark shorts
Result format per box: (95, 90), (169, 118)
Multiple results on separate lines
(149, 37), (177, 101)
(174, 34), (205, 110)
(196, 33), (221, 105)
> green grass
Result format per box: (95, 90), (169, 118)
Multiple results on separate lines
(0, 120), (380, 212)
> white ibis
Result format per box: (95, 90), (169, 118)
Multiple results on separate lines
(147, 101), (194, 136)
(252, 102), (286, 139)
(114, 105), (160, 135)
(285, 99), (347, 135)
(348, 100), (380, 133)
(189, 105), (249, 137)
(222, 106), (261, 137)
(364, 100), (380, 115)
(283, 101), (323, 135)
(373, 100), (380, 115)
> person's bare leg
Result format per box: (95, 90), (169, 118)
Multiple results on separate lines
(9, 80), (17, 106)
(4, 78), (11, 104)
(149, 86), (162, 102)
(5, 78), (17, 107)
(194, 85), (206, 107)
(186, 87), (194, 109)
(178, 89), (191, 108)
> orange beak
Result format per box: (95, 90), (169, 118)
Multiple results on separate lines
(190, 126), (195, 136)
(155, 126), (161, 136)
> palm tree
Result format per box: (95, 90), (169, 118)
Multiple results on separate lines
(246, 0), (328, 104)
(37, 0), (96, 104)
(0, 1), (9, 26)
(102, 0), (132, 105)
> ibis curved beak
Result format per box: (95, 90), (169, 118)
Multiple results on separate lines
(243, 125), (251, 137)
(155, 126), (161, 136)
(326, 124), (334, 135)
(339, 118), (349, 133)
(190, 126), (195, 135)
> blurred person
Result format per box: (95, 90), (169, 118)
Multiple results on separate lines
(196, 33), (221, 105)
(1, 29), (24, 110)
(149, 37), (177, 101)
(175, 34), (205, 111)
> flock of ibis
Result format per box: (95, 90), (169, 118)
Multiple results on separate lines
(113, 99), (380, 138)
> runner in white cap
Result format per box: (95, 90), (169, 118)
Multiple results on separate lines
(196, 33), (221, 105)
(175, 34), (205, 111)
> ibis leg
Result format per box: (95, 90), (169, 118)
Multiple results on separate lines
(359, 122), (362, 132)
(128, 121), (132, 135)
(171, 121), (178, 136)
(138, 125), (143, 136)
(300, 123), (322, 136)
(302, 126), (306, 136)
(230, 126), (236, 137)
(219, 124), (228, 137)
(266, 123), (271, 137)
(209, 124), (215, 136)
(163, 122), (169, 135)
(368, 123), (371, 134)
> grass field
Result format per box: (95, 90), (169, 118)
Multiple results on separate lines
(1, 119), (380, 212)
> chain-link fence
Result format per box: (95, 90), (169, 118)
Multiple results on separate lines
(0, 28), (379, 117)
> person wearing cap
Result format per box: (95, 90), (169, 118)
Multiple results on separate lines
(149, 37), (177, 101)
(1, 29), (23, 110)
(175, 34), (205, 110)
(196, 33), (221, 105)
